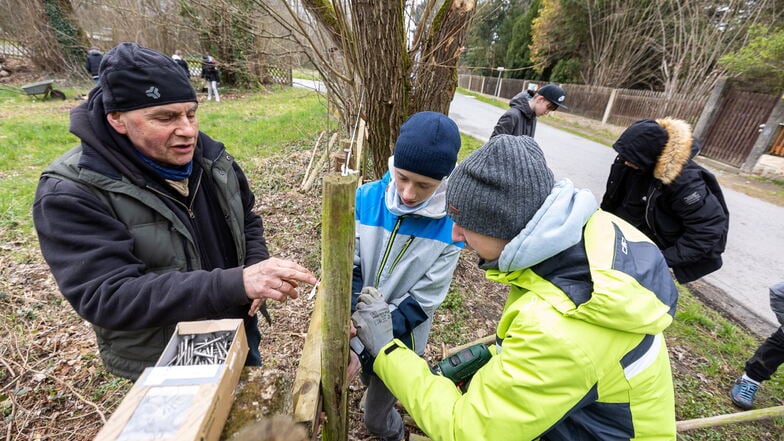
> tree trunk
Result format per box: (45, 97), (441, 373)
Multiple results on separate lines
(261, 0), (476, 178)
(351, 0), (408, 178)
(410, 0), (476, 116)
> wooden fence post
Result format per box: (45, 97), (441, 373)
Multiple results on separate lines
(290, 290), (324, 433)
(601, 89), (618, 125)
(320, 174), (356, 441)
(693, 77), (729, 141)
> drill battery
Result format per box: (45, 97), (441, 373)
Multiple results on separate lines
(431, 343), (492, 388)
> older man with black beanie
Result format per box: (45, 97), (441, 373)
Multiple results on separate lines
(352, 135), (680, 440)
(33, 42), (316, 380)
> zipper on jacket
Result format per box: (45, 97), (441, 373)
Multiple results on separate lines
(644, 184), (660, 242)
(146, 170), (205, 269)
(388, 236), (415, 274)
(146, 170), (204, 219)
(374, 216), (415, 286)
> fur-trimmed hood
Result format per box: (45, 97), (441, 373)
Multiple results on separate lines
(612, 117), (696, 184)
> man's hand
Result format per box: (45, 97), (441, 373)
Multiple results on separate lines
(243, 257), (317, 303)
(351, 287), (393, 357)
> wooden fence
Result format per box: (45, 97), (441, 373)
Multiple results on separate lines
(457, 74), (707, 127)
(701, 89), (781, 167)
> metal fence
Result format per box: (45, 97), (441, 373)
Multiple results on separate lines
(0, 41), (30, 59)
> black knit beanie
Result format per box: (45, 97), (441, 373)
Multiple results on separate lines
(394, 111), (461, 180)
(100, 42), (196, 114)
(446, 135), (555, 241)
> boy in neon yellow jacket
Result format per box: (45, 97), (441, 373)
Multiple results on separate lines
(352, 135), (678, 440)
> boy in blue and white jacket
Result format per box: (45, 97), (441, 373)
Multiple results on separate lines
(350, 111), (463, 441)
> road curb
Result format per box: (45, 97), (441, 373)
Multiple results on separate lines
(686, 279), (777, 339)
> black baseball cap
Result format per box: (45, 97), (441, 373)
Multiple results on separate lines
(537, 84), (568, 110)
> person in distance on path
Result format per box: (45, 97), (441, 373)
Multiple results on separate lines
(490, 83), (567, 138)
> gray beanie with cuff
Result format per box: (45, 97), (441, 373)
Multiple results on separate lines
(446, 135), (554, 241)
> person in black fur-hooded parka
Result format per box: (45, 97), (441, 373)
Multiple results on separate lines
(601, 117), (729, 284)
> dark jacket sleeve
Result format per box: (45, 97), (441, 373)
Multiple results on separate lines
(33, 176), (250, 331)
(659, 171), (728, 267)
(233, 162), (269, 266)
(600, 156), (626, 211)
(491, 110), (517, 138)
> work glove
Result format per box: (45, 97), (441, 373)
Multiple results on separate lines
(351, 287), (393, 357)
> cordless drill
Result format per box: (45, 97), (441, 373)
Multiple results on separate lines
(431, 343), (492, 388)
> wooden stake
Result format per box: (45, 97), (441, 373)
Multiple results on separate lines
(301, 131), (326, 188)
(290, 290), (324, 432)
(301, 133), (338, 192)
(354, 119), (366, 176)
(676, 405), (784, 432)
(445, 334), (496, 357)
(320, 174), (357, 441)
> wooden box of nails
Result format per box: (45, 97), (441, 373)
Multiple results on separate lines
(95, 319), (248, 441)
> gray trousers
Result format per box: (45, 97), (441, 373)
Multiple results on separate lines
(363, 317), (433, 441)
(364, 375), (405, 441)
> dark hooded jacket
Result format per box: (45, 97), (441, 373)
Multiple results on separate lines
(201, 58), (220, 83)
(33, 89), (269, 379)
(85, 49), (103, 79)
(601, 118), (729, 284)
(491, 90), (536, 138)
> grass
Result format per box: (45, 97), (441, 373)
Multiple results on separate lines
(0, 86), (329, 251)
(1, 86), (782, 439)
(436, 288), (471, 347)
(668, 286), (784, 439)
(195, 86), (330, 159)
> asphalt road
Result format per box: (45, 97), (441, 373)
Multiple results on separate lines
(449, 92), (783, 336)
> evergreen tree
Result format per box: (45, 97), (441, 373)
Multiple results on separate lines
(503, 0), (541, 79)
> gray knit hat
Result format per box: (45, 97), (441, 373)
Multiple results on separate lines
(446, 135), (555, 240)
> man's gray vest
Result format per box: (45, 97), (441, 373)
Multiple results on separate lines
(44, 146), (247, 379)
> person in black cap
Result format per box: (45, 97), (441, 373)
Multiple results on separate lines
(600, 117), (729, 284)
(491, 83), (567, 139)
(350, 134), (679, 440)
(350, 111), (464, 441)
(32, 42), (317, 380)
